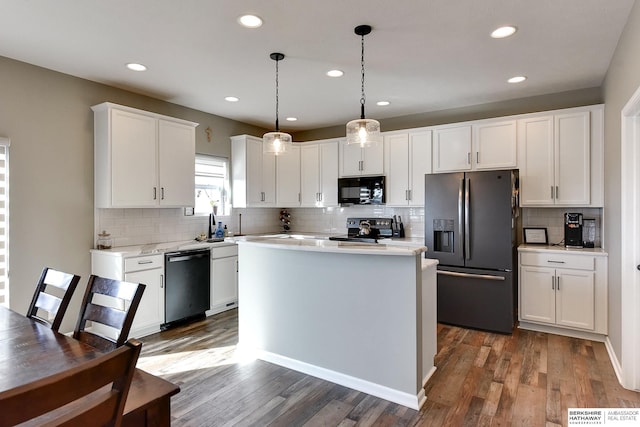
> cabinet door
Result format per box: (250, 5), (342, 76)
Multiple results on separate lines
(433, 125), (472, 172)
(319, 142), (339, 206)
(276, 145), (301, 207)
(384, 134), (410, 206)
(340, 141), (364, 176)
(111, 109), (158, 207)
(472, 120), (517, 170)
(300, 145), (320, 207)
(361, 141), (384, 175)
(245, 137), (265, 205)
(409, 130), (432, 206)
(518, 116), (555, 206)
(124, 268), (164, 336)
(555, 112), (590, 205)
(520, 266), (556, 324)
(261, 150), (277, 206)
(211, 256), (238, 310)
(555, 268), (595, 330)
(158, 119), (195, 206)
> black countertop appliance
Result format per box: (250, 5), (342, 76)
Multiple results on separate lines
(564, 212), (584, 248)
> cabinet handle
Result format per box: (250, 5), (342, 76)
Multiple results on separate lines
(557, 276), (560, 290)
(236, 260), (239, 273)
(160, 274), (164, 288)
(408, 189), (412, 201)
(550, 186), (554, 199)
(161, 187), (165, 200)
(405, 190), (409, 201)
(137, 260), (153, 265)
(319, 192), (323, 202)
(467, 152), (471, 165)
(153, 187), (157, 200)
(547, 260), (565, 264)
(555, 186), (559, 199)
(552, 276), (555, 290)
(476, 152), (479, 163)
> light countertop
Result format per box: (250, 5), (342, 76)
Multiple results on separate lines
(518, 243), (608, 256)
(235, 236), (427, 256)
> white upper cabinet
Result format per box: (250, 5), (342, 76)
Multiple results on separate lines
(339, 139), (384, 177)
(472, 119), (517, 170)
(384, 130), (432, 206)
(92, 102), (197, 208)
(276, 145), (301, 207)
(433, 120), (516, 173)
(518, 107), (598, 207)
(300, 140), (339, 207)
(432, 125), (472, 172)
(231, 135), (276, 207)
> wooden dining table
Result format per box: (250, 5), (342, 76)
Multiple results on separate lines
(0, 305), (180, 426)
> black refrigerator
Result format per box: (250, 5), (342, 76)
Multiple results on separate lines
(424, 170), (519, 334)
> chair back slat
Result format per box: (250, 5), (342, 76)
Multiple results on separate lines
(27, 267), (81, 332)
(0, 339), (142, 427)
(73, 275), (145, 352)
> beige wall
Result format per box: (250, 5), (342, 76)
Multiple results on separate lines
(0, 56), (265, 332)
(602, 0), (640, 363)
(292, 87), (602, 141)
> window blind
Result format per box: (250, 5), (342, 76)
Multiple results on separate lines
(0, 138), (9, 307)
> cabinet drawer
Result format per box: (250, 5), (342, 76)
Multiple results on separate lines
(124, 254), (163, 272)
(520, 252), (595, 271)
(211, 245), (238, 259)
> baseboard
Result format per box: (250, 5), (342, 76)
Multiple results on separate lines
(604, 336), (625, 387)
(258, 350), (426, 410)
(518, 321), (606, 342)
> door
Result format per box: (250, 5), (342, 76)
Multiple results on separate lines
(621, 86), (640, 391)
(518, 116), (555, 205)
(158, 119), (195, 206)
(300, 144), (320, 207)
(554, 112), (590, 205)
(276, 145), (300, 207)
(555, 268), (595, 330)
(408, 131), (432, 206)
(384, 133), (409, 206)
(433, 125), (472, 172)
(520, 266), (556, 324)
(424, 172), (465, 267)
(319, 142), (339, 206)
(466, 170), (515, 270)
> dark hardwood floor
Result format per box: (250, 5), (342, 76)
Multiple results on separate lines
(136, 309), (639, 426)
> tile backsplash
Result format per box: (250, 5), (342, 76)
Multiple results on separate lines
(95, 205), (425, 248)
(96, 205), (602, 249)
(521, 207), (602, 247)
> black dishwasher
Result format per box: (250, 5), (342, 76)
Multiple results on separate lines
(163, 248), (210, 329)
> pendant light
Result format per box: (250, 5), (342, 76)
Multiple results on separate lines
(263, 52), (292, 155)
(346, 25), (381, 147)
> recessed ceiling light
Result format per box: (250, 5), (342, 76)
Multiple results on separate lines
(238, 15), (263, 28)
(376, 101), (390, 106)
(224, 96), (239, 102)
(491, 26), (517, 39)
(326, 70), (344, 77)
(286, 117), (297, 122)
(508, 76), (527, 83)
(125, 63), (147, 71)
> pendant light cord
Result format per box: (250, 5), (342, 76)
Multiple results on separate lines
(275, 57), (280, 132)
(360, 32), (366, 120)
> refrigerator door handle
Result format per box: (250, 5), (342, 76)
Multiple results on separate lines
(465, 178), (471, 260)
(458, 178), (465, 258)
(437, 270), (506, 281)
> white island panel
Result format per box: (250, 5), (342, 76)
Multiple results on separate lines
(237, 240), (437, 410)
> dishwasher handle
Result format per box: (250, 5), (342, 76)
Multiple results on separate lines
(166, 251), (210, 263)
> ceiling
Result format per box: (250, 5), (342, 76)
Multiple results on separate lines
(0, 0), (635, 132)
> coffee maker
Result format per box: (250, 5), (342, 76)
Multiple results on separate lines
(564, 213), (583, 248)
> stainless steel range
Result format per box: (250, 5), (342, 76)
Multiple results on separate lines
(329, 217), (395, 243)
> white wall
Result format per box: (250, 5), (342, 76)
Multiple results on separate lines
(602, 0), (640, 365)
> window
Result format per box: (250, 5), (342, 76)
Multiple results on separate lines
(0, 138), (9, 307)
(194, 155), (230, 216)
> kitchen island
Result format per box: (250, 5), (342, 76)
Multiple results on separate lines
(236, 237), (437, 410)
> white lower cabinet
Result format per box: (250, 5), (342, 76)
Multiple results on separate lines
(518, 247), (607, 336)
(209, 244), (238, 315)
(91, 252), (165, 338)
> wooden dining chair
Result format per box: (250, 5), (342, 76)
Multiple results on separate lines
(73, 275), (146, 352)
(0, 338), (142, 427)
(26, 267), (81, 332)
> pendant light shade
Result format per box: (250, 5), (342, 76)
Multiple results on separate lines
(346, 25), (381, 147)
(263, 52), (292, 155)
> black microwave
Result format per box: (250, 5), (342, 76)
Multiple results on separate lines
(338, 176), (385, 205)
